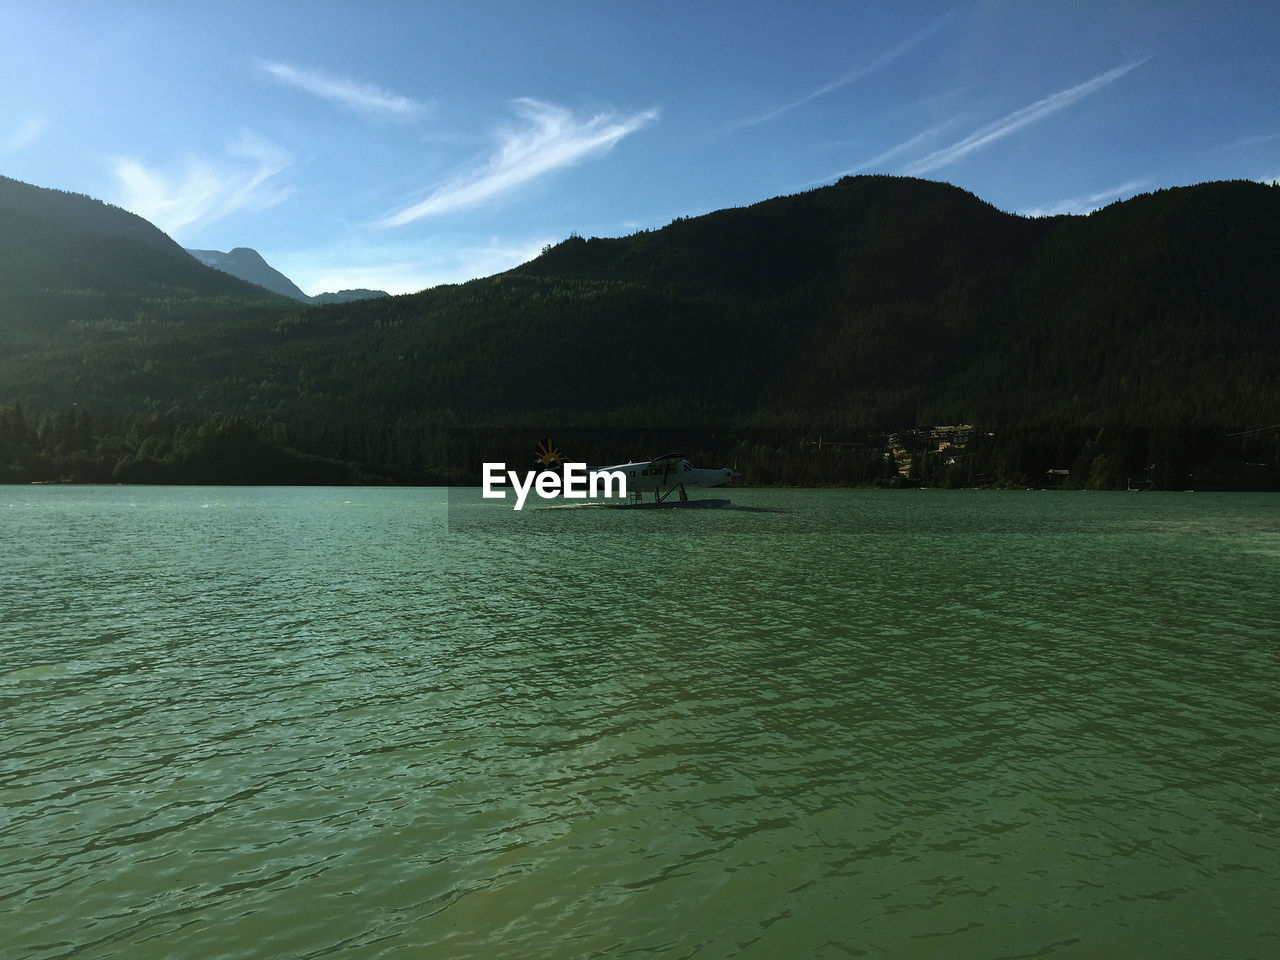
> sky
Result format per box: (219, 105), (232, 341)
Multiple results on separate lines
(2, 1), (1277, 296)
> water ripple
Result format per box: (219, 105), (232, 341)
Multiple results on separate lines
(2, 488), (1278, 957)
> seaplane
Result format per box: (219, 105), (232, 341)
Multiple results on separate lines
(537, 440), (740, 508)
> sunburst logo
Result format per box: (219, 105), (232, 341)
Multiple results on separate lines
(535, 439), (564, 468)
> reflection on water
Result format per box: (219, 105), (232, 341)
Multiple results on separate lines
(2, 487), (1278, 958)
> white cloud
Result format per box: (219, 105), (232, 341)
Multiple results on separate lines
(1020, 178), (1150, 217)
(377, 99), (658, 227)
(279, 236), (553, 296)
(903, 59), (1150, 175)
(727, 8), (958, 132)
(110, 132), (292, 237)
(1, 115), (48, 152)
(261, 61), (426, 121)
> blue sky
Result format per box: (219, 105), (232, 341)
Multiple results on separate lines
(2, 1), (1277, 295)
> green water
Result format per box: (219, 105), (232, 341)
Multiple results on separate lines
(2, 487), (1278, 958)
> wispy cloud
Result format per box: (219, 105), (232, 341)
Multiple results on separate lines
(809, 117), (961, 186)
(1, 115), (48, 152)
(1229, 132), (1280, 150)
(377, 99), (658, 227)
(1020, 178), (1150, 217)
(727, 9), (957, 133)
(261, 61), (426, 121)
(902, 58), (1149, 175)
(110, 132), (292, 237)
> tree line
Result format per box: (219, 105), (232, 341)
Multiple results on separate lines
(3, 405), (1275, 489)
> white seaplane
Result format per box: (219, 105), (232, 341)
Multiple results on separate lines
(528, 441), (738, 508)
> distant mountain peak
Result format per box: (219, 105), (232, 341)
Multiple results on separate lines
(187, 246), (309, 301)
(185, 246), (389, 304)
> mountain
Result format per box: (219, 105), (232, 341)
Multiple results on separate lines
(310, 288), (391, 305)
(1, 174), (186, 256)
(0, 174), (276, 304)
(2, 173), (1278, 486)
(187, 246), (389, 304)
(187, 247), (310, 300)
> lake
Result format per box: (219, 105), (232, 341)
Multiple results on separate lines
(2, 486), (1278, 958)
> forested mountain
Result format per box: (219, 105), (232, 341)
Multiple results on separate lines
(187, 246), (390, 304)
(0, 174), (186, 256)
(0, 174), (284, 316)
(1, 173), (1277, 486)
